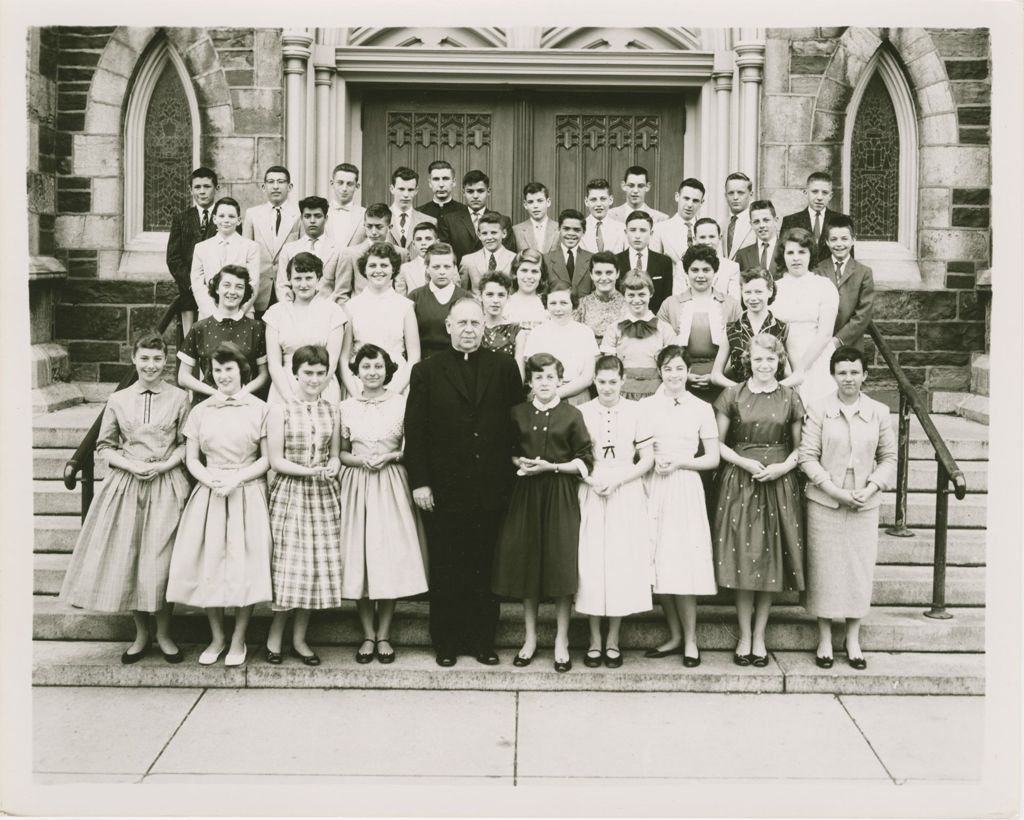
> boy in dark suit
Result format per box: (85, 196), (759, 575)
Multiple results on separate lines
(418, 159), (468, 223)
(166, 166), (219, 335)
(543, 209), (593, 297)
(814, 214), (874, 350)
(615, 210), (674, 314)
(780, 171), (850, 261)
(437, 170), (515, 262)
(735, 200), (782, 278)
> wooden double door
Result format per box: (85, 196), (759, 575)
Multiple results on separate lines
(362, 90), (686, 222)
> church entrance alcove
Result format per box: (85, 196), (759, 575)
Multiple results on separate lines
(359, 88), (689, 221)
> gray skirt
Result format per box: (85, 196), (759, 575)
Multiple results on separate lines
(804, 469), (880, 619)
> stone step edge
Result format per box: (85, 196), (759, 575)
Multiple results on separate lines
(31, 643), (986, 696)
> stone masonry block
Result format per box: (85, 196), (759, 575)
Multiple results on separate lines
(201, 104), (234, 135)
(129, 306), (171, 338)
(763, 38), (790, 94)
(952, 81), (990, 105)
(920, 146), (991, 186)
(900, 351), (970, 367)
(790, 55), (830, 75)
(183, 38), (219, 78)
(957, 291), (985, 321)
(916, 321), (985, 352)
(256, 137), (284, 174)
(55, 304), (127, 341)
(789, 76), (821, 96)
(207, 137), (256, 182)
(219, 50), (254, 70)
(767, 29), (819, 40)
(97, 37), (141, 79)
(761, 145), (787, 190)
(255, 29), (283, 88)
(792, 39), (838, 57)
(927, 28), (990, 58)
(166, 28), (210, 57)
(906, 50), (948, 90)
(786, 145), (837, 187)
(762, 95), (813, 143)
(951, 208), (989, 228)
(225, 70), (255, 87)
(889, 28), (936, 64)
(945, 60), (988, 80)
(957, 107), (990, 125)
(925, 366), (971, 390)
(112, 26), (158, 55)
(83, 101), (120, 135)
(843, 27), (883, 65)
(209, 29), (254, 49)
(28, 172), (56, 214)
(916, 82), (956, 116)
(96, 250), (120, 278)
(958, 127), (989, 145)
(88, 69), (129, 107)
(64, 280), (155, 305)
(919, 228), (990, 262)
(92, 177), (120, 214)
(811, 111), (844, 143)
(919, 188), (951, 228)
(873, 291), (957, 321)
(72, 134), (120, 176)
(230, 88), (283, 134)
(920, 113), (959, 146)
(815, 77), (852, 112)
(193, 69), (231, 108)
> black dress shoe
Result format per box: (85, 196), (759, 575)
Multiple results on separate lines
(355, 639), (376, 664)
(160, 647), (184, 664)
(733, 653), (752, 667)
(512, 652), (534, 668)
(475, 649), (500, 665)
(682, 652), (701, 668)
(603, 648), (623, 669)
(750, 653), (769, 668)
(583, 649), (603, 668)
(265, 646), (283, 665)
(290, 648), (321, 666)
(553, 658), (572, 673)
(643, 646), (684, 659)
(376, 640), (396, 665)
(121, 646), (148, 665)
(435, 651), (457, 667)
(848, 656), (867, 670)
(815, 655), (834, 669)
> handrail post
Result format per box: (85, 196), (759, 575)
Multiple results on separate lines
(924, 458), (953, 620)
(886, 391), (914, 537)
(80, 451), (94, 522)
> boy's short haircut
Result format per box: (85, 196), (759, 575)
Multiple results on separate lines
(412, 221), (438, 238)
(364, 202), (393, 222)
(479, 271), (513, 293)
(724, 171), (752, 190)
(212, 196), (241, 217)
(589, 250), (619, 270)
(625, 210), (654, 227)
(694, 217), (721, 236)
(807, 171), (833, 186)
(428, 160), (454, 174)
(522, 181), (550, 198)
(298, 195), (329, 215)
(423, 241), (456, 266)
(132, 330), (167, 355)
(391, 166), (418, 185)
(826, 213), (855, 237)
(677, 177), (706, 196)
(585, 178), (612, 196)
(264, 165), (291, 183)
(332, 162), (359, 180)
(749, 199), (777, 218)
(288, 251), (324, 280)
(525, 351), (565, 382)
(557, 208), (586, 227)
(682, 243), (721, 273)
(190, 166), (218, 187)
(477, 211), (504, 229)
(462, 169), (490, 188)
(291, 344), (331, 375)
(623, 165), (650, 182)
(621, 269), (655, 293)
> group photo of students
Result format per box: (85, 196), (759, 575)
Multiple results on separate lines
(59, 156), (899, 674)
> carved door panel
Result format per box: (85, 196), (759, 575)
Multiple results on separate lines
(531, 94), (686, 218)
(361, 93), (516, 216)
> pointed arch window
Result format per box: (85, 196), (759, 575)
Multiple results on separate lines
(123, 38), (200, 251)
(842, 47), (919, 280)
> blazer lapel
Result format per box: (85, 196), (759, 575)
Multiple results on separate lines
(543, 221), (558, 252)
(836, 259), (858, 289)
(571, 251), (590, 288)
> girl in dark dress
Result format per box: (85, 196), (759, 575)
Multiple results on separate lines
(712, 333), (806, 668)
(492, 353), (594, 672)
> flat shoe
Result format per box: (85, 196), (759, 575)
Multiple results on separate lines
(355, 639), (376, 664)
(643, 646), (684, 659)
(512, 652), (534, 668)
(435, 652), (457, 667)
(160, 647), (184, 664)
(224, 645), (248, 667)
(583, 649), (603, 668)
(475, 649), (499, 665)
(733, 653), (752, 667)
(290, 648), (321, 667)
(815, 655), (834, 669)
(198, 645), (226, 666)
(553, 658), (572, 673)
(682, 652), (701, 668)
(750, 653), (769, 668)
(265, 646), (283, 665)
(603, 648), (623, 669)
(376, 640), (396, 665)
(848, 656), (867, 670)
(121, 646), (148, 665)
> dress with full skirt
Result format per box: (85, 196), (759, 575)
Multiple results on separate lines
(575, 397), (653, 616)
(262, 298), (347, 406)
(166, 391), (274, 608)
(268, 398), (345, 609)
(711, 382), (806, 592)
(771, 273), (840, 407)
(336, 391), (428, 600)
(639, 387), (719, 595)
(60, 382), (192, 613)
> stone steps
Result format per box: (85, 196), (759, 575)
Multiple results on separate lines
(31, 642), (985, 695)
(878, 491), (987, 529)
(31, 596), (984, 652)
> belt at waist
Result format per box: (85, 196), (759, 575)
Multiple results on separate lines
(206, 461), (260, 471)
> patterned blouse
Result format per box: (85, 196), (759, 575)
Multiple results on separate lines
(724, 311), (789, 381)
(575, 290), (627, 344)
(482, 322), (522, 358)
(177, 313), (268, 400)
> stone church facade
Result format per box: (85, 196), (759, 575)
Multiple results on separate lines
(25, 26), (991, 410)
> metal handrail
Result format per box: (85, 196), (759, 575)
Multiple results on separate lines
(62, 297), (183, 521)
(867, 321), (969, 620)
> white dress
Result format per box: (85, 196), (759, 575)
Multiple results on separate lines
(575, 398), (654, 616)
(262, 297), (347, 406)
(343, 287), (415, 384)
(523, 319), (599, 403)
(504, 293), (548, 331)
(771, 273), (840, 406)
(639, 387), (718, 595)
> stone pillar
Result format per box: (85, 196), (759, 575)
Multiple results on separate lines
(312, 45), (336, 192)
(281, 30), (313, 185)
(711, 52), (735, 213)
(734, 36), (766, 187)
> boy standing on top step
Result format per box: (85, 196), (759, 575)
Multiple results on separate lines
(166, 167), (219, 335)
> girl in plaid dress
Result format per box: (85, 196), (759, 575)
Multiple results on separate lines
(264, 345), (344, 666)
(60, 332), (191, 665)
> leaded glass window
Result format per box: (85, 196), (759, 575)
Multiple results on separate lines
(850, 73), (899, 242)
(143, 62), (192, 232)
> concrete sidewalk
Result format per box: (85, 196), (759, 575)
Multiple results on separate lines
(34, 687), (982, 786)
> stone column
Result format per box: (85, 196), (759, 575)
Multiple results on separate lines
(281, 30), (313, 184)
(312, 45), (336, 192)
(711, 52), (735, 209)
(734, 35), (766, 186)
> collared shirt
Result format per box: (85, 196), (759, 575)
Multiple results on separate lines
(531, 395), (561, 412)
(831, 256), (850, 283)
(428, 281), (456, 304)
(532, 218), (551, 246)
(629, 248), (649, 271)
(97, 379), (190, 463)
(746, 378), (781, 395)
(725, 310), (788, 381)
